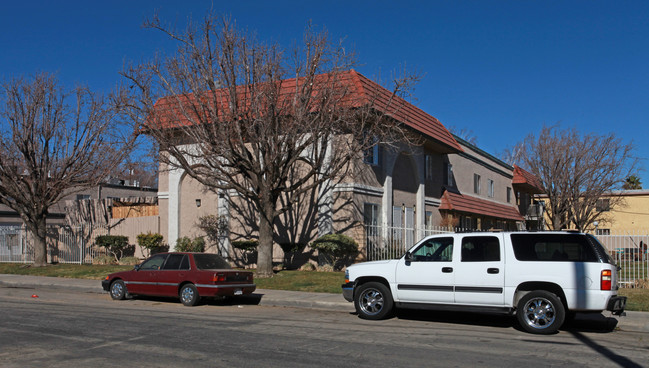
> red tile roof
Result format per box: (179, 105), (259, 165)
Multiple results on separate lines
(513, 165), (544, 194)
(151, 70), (462, 153)
(439, 190), (524, 221)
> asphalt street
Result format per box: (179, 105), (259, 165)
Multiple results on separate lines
(1, 284), (648, 367)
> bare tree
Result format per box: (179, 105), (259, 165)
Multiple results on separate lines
(109, 158), (159, 188)
(499, 142), (524, 167)
(117, 14), (419, 277)
(520, 125), (637, 231)
(0, 73), (135, 266)
(448, 125), (477, 145)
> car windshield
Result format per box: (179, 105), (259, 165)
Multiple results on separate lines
(193, 254), (231, 270)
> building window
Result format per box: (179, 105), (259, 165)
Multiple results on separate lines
(488, 179), (494, 198)
(443, 163), (453, 186)
(364, 203), (380, 227)
(596, 198), (610, 212)
(596, 228), (611, 236)
(507, 187), (512, 203)
(460, 216), (475, 230)
(76, 194), (90, 200)
(364, 140), (380, 166)
(425, 155), (433, 180)
(473, 174), (481, 194)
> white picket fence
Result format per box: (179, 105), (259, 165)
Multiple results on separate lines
(364, 225), (649, 288)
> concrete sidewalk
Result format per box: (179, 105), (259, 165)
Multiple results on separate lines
(1, 274), (647, 333)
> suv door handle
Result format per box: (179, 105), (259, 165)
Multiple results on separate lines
(487, 268), (500, 274)
(442, 267), (453, 273)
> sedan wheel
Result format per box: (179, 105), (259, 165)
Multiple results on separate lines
(179, 284), (200, 306)
(516, 290), (565, 334)
(110, 280), (126, 300)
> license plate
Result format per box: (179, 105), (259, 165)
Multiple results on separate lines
(234, 289), (243, 296)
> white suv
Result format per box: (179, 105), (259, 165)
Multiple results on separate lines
(342, 231), (626, 334)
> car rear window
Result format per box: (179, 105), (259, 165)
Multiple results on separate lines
(193, 254), (231, 270)
(511, 234), (600, 262)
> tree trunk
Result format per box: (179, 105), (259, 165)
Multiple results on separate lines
(30, 216), (48, 267)
(256, 203), (275, 278)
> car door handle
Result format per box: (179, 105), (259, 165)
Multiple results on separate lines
(487, 268), (500, 274)
(442, 267), (453, 273)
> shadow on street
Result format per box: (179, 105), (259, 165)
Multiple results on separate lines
(392, 309), (620, 334)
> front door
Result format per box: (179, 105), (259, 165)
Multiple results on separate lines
(125, 254), (167, 295)
(395, 236), (455, 303)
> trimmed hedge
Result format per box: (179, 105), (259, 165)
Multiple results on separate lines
(310, 234), (358, 270)
(174, 236), (206, 252)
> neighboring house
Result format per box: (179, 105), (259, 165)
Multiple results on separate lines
(587, 190), (649, 234)
(156, 70), (537, 260)
(512, 164), (545, 230)
(0, 182), (158, 227)
(437, 137), (534, 232)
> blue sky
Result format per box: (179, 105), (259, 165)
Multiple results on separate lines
(2, 1), (647, 183)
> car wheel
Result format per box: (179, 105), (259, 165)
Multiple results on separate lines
(179, 284), (200, 306)
(354, 282), (394, 320)
(110, 280), (126, 301)
(516, 290), (565, 334)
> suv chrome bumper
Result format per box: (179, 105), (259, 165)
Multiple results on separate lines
(342, 282), (354, 302)
(607, 296), (627, 316)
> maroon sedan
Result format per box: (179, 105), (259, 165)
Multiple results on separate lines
(102, 252), (256, 306)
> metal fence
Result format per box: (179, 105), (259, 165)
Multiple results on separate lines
(364, 225), (649, 288)
(0, 217), (160, 265)
(595, 231), (648, 288)
(0, 225), (104, 264)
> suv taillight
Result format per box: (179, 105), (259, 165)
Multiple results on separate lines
(601, 270), (612, 290)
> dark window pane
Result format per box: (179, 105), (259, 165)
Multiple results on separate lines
(140, 254), (167, 270)
(461, 236), (500, 262)
(411, 237), (453, 262)
(162, 254), (184, 270)
(193, 254), (231, 270)
(511, 234), (599, 262)
(180, 254), (190, 270)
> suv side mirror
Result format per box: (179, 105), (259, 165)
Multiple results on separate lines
(134, 264), (141, 271)
(404, 252), (413, 262)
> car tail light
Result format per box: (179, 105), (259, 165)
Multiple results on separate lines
(601, 270), (612, 290)
(212, 273), (226, 282)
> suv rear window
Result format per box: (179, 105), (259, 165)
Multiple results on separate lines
(511, 234), (600, 262)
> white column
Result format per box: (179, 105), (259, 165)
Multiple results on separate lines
(318, 178), (333, 235)
(317, 139), (334, 235)
(217, 190), (231, 257)
(414, 151), (426, 242)
(167, 167), (184, 246)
